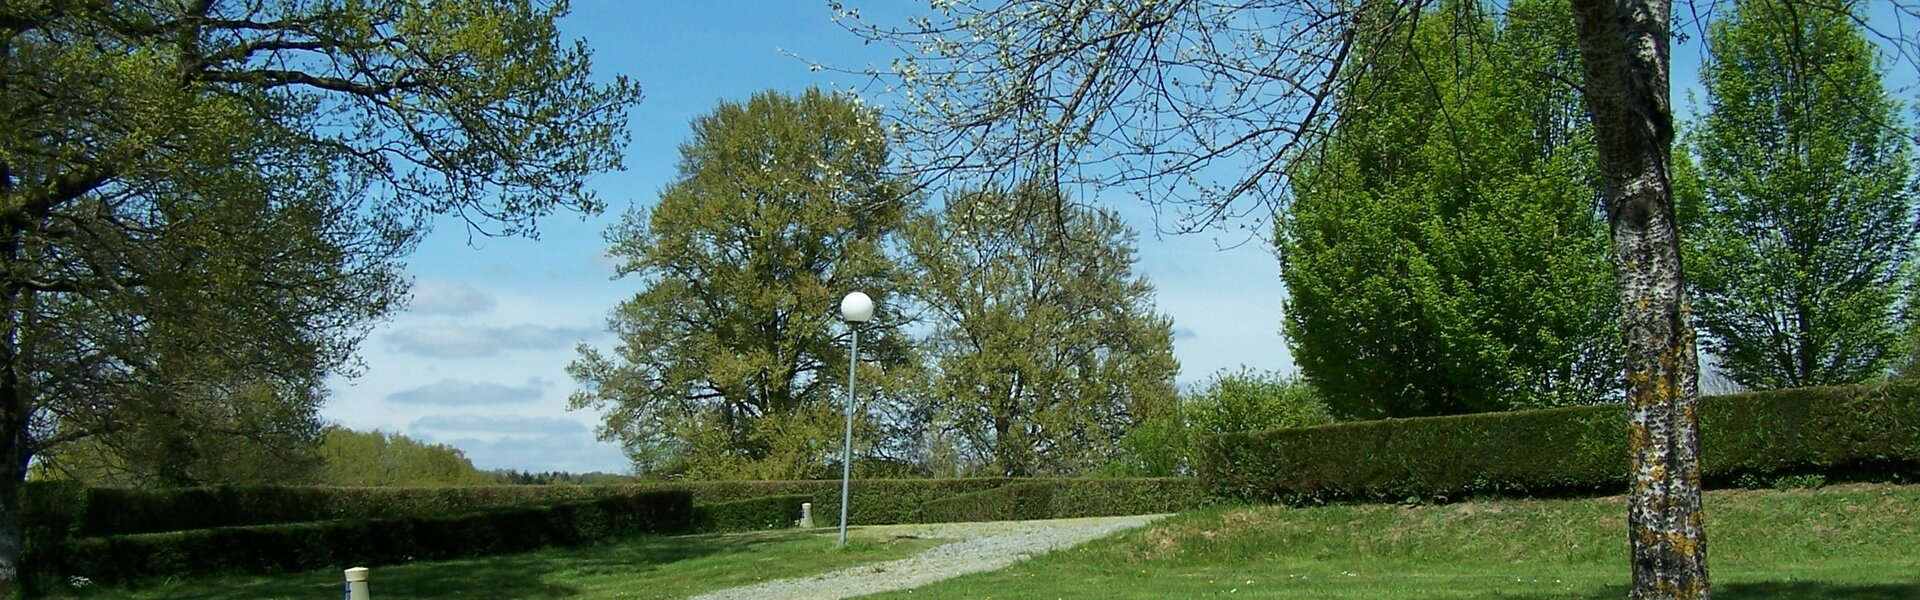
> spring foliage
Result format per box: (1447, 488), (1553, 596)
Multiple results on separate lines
(569, 89), (917, 480)
(1280, 0), (1616, 418)
(905, 184), (1178, 476)
(1683, 1), (1920, 390)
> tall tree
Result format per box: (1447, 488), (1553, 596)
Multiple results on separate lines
(828, 0), (1904, 594)
(569, 89), (917, 480)
(1684, 1), (1918, 390)
(905, 182), (1179, 476)
(1281, 0), (1616, 419)
(1, 0), (638, 593)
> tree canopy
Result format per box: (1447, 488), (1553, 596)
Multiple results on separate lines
(569, 89), (918, 480)
(905, 182), (1179, 476)
(1683, 0), (1919, 390)
(1280, 0), (1617, 419)
(315, 427), (493, 487)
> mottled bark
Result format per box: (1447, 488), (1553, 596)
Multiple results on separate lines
(1568, 1), (1709, 598)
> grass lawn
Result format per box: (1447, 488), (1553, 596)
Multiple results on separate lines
(59, 528), (945, 600)
(866, 483), (1920, 599)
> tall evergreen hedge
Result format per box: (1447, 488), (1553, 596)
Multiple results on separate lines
(1197, 382), (1920, 504)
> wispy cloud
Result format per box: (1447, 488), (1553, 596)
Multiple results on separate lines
(387, 324), (600, 358)
(410, 414), (590, 437)
(408, 280), (497, 316)
(1173, 327), (1199, 341)
(386, 379), (547, 406)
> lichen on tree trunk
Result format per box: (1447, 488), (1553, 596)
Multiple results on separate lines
(1567, 0), (1710, 598)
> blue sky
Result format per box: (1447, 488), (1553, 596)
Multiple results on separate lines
(320, 2), (1295, 474)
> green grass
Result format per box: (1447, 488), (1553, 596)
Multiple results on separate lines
(865, 483), (1920, 599)
(59, 528), (944, 600)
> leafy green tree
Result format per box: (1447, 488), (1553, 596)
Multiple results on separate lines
(316, 427), (492, 487)
(570, 89), (917, 480)
(1684, 2), (1918, 390)
(1, 0), (637, 592)
(28, 171), (410, 488)
(1184, 368), (1335, 438)
(1280, 0), (1615, 419)
(31, 382), (328, 488)
(905, 182), (1178, 476)
(1102, 368), (1332, 477)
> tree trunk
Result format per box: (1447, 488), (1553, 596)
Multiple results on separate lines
(1568, 1), (1710, 599)
(0, 416), (23, 600)
(0, 287), (26, 597)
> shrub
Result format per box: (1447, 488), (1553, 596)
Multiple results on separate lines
(691, 495), (810, 532)
(921, 478), (1202, 523)
(1187, 368), (1336, 435)
(42, 491), (693, 585)
(1103, 369), (1335, 477)
(1197, 382), (1920, 505)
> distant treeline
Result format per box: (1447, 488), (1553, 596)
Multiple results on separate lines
(483, 470), (637, 486)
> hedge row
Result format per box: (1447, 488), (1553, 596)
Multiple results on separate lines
(691, 495), (811, 533)
(1197, 382), (1920, 505)
(25, 478), (1084, 540)
(23, 482), (646, 540)
(922, 479), (1202, 523)
(33, 491), (693, 586)
(25, 476), (1204, 546)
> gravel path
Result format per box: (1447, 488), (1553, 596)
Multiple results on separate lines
(686, 514), (1167, 600)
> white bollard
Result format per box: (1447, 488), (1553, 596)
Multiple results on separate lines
(344, 567), (370, 600)
(800, 502), (814, 528)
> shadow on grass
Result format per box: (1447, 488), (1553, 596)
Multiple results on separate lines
(1505, 580), (1920, 600)
(96, 529), (821, 600)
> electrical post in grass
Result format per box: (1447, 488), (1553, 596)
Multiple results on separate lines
(838, 291), (874, 548)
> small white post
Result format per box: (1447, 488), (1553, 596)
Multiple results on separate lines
(800, 502), (814, 528)
(344, 567), (370, 600)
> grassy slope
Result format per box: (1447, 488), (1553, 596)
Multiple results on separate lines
(866, 484), (1920, 599)
(65, 529), (943, 600)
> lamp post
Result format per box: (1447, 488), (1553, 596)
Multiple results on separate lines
(837, 291), (873, 547)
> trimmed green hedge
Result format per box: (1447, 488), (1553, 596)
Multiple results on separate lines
(23, 480), (1005, 541)
(37, 491), (693, 586)
(922, 479), (1201, 523)
(691, 495), (810, 533)
(28, 484), (645, 541)
(1197, 382), (1920, 505)
(23, 477), (1199, 543)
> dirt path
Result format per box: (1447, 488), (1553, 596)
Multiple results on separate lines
(685, 514), (1167, 600)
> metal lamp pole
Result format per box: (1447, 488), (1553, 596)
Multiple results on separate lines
(837, 292), (873, 547)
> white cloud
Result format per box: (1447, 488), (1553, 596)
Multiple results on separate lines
(387, 324), (600, 358)
(408, 280), (497, 316)
(386, 379), (546, 406)
(411, 414), (589, 436)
